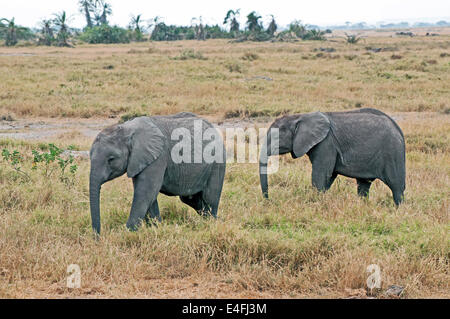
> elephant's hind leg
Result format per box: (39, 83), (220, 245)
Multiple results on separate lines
(180, 193), (203, 211)
(201, 163), (225, 218)
(386, 181), (405, 206)
(382, 159), (405, 206)
(357, 178), (373, 198)
(180, 192), (214, 218)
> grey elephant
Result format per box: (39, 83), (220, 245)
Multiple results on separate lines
(89, 112), (226, 234)
(259, 108), (405, 205)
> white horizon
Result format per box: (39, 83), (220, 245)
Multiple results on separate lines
(1, 0), (450, 29)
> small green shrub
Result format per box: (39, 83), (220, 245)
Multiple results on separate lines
(119, 111), (149, 123)
(225, 61), (244, 73)
(172, 49), (207, 60)
(302, 29), (325, 41)
(241, 52), (259, 61)
(345, 33), (362, 44)
(2, 144), (78, 183)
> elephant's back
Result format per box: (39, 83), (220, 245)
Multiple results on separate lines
(151, 114), (216, 136)
(326, 109), (404, 142)
(327, 110), (404, 145)
(151, 115), (225, 196)
(327, 110), (405, 170)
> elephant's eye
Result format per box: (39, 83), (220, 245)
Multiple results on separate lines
(108, 157), (115, 164)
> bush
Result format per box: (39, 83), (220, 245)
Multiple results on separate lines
(119, 111), (149, 123)
(78, 25), (130, 44)
(232, 31), (272, 42)
(345, 33), (362, 44)
(151, 23), (194, 41)
(2, 144), (78, 183)
(241, 52), (259, 61)
(204, 24), (232, 39)
(288, 20), (306, 38)
(302, 29), (325, 41)
(172, 49), (207, 60)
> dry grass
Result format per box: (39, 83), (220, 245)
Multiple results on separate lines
(0, 32), (449, 298)
(0, 32), (449, 119)
(0, 112), (448, 298)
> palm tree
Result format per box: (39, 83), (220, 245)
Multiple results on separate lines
(288, 20), (306, 38)
(246, 11), (262, 32)
(191, 16), (205, 40)
(99, 1), (112, 25)
(0, 18), (34, 46)
(39, 19), (55, 46)
(149, 16), (163, 40)
(78, 0), (94, 28)
(91, 0), (112, 26)
(0, 18), (19, 46)
(267, 15), (277, 36)
(129, 14), (146, 41)
(53, 11), (71, 47)
(223, 9), (240, 35)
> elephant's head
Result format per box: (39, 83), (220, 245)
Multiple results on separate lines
(259, 112), (330, 198)
(89, 117), (165, 234)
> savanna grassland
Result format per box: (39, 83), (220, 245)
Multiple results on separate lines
(0, 30), (449, 298)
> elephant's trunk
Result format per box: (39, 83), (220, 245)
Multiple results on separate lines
(259, 161), (269, 199)
(89, 174), (101, 235)
(259, 139), (270, 199)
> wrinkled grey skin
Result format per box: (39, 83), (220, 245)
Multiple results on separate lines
(89, 112), (226, 234)
(260, 108), (405, 205)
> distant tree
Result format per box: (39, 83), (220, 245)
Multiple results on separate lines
(302, 29), (325, 41)
(288, 20), (306, 38)
(91, 0), (112, 26)
(78, 0), (94, 28)
(79, 25), (129, 43)
(53, 11), (72, 47)
(147, 16), (160, 33)
(129, 14), (145, 41)
(99, 1), (112, 25)
(267, 15), (277, 36)
(192, 16), (206, 40)
(0, 18), (18, 46)
(38, 19), (55, 46)
(413, 22), (433, 28)
(246, 11), (262, 32)
(204, 24), (231, 39)
(223, 9), (240, 35)
(149, 16), (165, 40)
(349, 22), (368, 30)
(344, 33), (362, 44)
(436, 20), (449, 26)
(0, 18), (33, 46)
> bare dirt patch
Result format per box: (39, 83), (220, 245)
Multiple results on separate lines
(0, 112), (443, 143)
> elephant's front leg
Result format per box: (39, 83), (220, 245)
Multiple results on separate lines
(145, 199), (161, 225)
(308, 137), (338, 192)
(126, 164), (165, 231)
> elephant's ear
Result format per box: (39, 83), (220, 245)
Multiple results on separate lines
(127, 118), (165, 178)
(292, 112), (330, 158)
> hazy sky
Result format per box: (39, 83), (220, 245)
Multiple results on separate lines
(2, 0), (450, 29)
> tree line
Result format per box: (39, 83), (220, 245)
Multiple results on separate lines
(0, 1), (332, 46)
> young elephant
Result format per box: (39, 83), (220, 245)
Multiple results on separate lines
(259, 108), (405, 205)
(89, 112), (226, 234)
